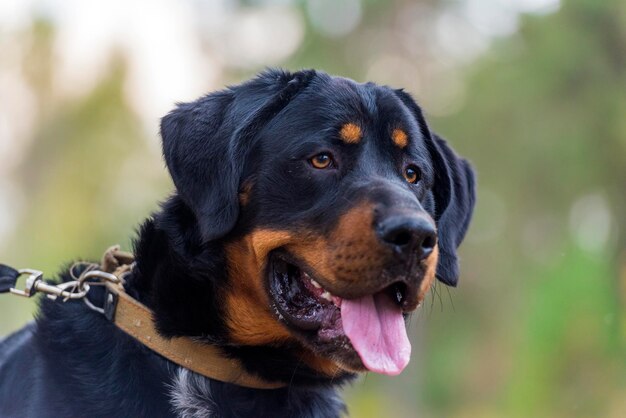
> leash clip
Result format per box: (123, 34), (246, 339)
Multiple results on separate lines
(9, 269), (43, 298)
(5, 246), (132, 310)
(8, 262), (125, 312)
(9, 269), (89, 300)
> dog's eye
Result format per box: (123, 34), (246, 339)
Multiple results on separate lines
(310, 153), (333, 169)
(404, 165), (421, 184)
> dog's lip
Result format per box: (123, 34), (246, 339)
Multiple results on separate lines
(268, 250), (412, 306)
(267, 250), (416, 331)
(268, 251), (341, 332)
(269, 251), (340, 300)
(267, 250), (422, 373)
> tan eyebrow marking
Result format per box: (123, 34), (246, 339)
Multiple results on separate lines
(339, 123), (362, 144)
(392, 128), (408, 149)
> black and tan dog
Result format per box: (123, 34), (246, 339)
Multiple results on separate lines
(0, 69), (475, 418)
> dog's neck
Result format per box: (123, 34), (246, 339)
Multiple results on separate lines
(168, 368), (346, 418)
(37, 283), (346, 418)
(125, 195), (353, 388)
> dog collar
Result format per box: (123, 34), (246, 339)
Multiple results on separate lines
(102, 247), (286, 389)
(3, 246), (285, 390)
(102, 280), (284, 389)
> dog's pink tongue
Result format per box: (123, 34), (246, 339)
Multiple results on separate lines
(340, 292), (411, 376)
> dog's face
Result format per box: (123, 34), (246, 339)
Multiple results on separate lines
(161, 70), (475, 378)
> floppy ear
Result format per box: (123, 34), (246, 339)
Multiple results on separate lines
(394, 90), (476, 286)
(427, 134), (476, 286)
(160, 69), (316, 242)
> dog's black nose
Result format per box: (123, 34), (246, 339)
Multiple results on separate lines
(378, 215), (437, 260)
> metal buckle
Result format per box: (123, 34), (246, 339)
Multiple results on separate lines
(103, 287), (118, 321)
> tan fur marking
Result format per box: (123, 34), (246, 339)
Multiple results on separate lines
(392, 128), (408, 149)
(224, 293), (292, 345)
(238, 181), (253, 206)
(224, 230), (293, 345)
(418, 245), (439, 301)
(248, 230), (292, 265)
(302, 352), (345, 376)
(284, 203), (387, 298)
(340, 123), (362, 144)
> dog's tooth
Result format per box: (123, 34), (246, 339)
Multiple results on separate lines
(310, 279), (322, 289)
(320, 291), (332, 301)
(396, 287), (403, 303)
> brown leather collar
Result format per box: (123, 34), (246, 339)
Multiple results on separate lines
(101, 247), (285, 390)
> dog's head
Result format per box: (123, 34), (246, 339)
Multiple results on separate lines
(160, 69), (475, 377)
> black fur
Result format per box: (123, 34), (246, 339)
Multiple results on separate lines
(161, 69), (316, 242)
(0, 69), (475, 417)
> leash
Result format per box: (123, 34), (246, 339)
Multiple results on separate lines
(0, 246), (285, 390)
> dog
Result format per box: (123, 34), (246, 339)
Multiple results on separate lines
(0, 69), (475, 418)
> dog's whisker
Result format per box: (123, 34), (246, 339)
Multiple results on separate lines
(287, 356), (304, 397)
(434, 280), (444, 313)
(445, 286), (455, 312)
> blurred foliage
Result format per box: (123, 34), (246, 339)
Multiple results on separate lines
(1, 0), (625, 417)
(425, 0), (626, 416)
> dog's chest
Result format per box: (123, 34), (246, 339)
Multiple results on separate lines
(170, 369), (218, 418)
(169, 368), (345, 418)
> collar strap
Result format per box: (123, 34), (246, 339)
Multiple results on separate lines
(100, 248), (285, 390)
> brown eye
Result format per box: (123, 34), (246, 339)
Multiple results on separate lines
(404, 165), (421, 184)
(310, 153), (333, 169)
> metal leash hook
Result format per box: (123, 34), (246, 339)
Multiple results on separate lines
(8, 264), (125, 316)
(5, 250), (131, 316)
(9, 269), (90, 300)
(78, 269), (122, 315)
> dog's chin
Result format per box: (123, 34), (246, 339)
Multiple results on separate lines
(267, 250), (417, 374)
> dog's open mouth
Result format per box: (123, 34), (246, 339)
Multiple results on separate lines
(268, 252), (412, 375)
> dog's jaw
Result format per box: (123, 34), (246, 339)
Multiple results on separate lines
(129, 207), (354, 386)
(219, 216), (439, 379)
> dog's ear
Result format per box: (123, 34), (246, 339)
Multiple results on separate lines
(394, 90), (476, 286)
(161, 69), (316, 242)
(426, 134), (476, 286)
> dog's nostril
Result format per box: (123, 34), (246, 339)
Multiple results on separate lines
(378, 215), (436, 259)
(388, 230), (412, 247)
(416, 231), (437, 261)
(421, 235), (435, 252)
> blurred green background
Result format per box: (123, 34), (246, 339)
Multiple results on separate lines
(1, 0), (624, 416)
